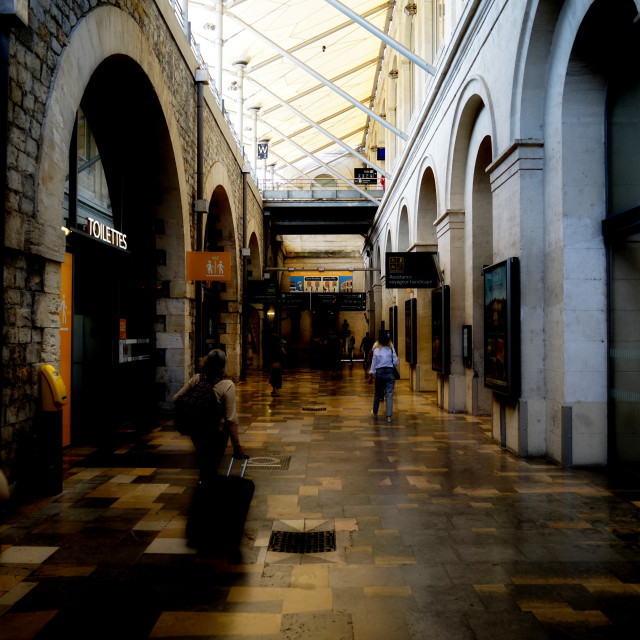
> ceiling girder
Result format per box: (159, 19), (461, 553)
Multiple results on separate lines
(284, 131), (365, 167)
(265, 151), (328, 190)
(323, 0), (437, 76)
(224, 8), (408, 140)
(248, 77), (388, 178)
(261, 118), (379, 204)
(248, 2), (392, 73)
(257, 58), (379, 118)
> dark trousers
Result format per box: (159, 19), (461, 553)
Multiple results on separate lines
(191, 428), (229, 482)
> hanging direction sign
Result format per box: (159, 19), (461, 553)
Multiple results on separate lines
(281, 292), (311, 311)
(340, 292), (366, 310)
(385, 252), (439, 288)
(354, 168), (377, 185)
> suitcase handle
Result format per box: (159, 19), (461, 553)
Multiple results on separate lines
(227, 456), (249, 477)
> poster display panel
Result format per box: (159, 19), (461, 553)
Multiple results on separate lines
(431, 286), (450, 374)
(405, 298), (417, 365)
(483, 258), (520, 397)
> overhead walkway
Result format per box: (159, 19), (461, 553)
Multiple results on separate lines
(1, 366), (640, 638)
(262, 180), (382, 236)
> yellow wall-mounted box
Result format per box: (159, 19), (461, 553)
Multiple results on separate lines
(40, 365), (68, 412)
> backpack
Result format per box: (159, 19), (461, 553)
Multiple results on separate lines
(174, 377), (221, 436)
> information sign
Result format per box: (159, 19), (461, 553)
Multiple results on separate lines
(281, 292), (310, 311)
(186, 252), (231, 282)
(311, 293), (339, 310)
(247, 280), (278, 303)
(385, 252), (439, 288)
(340, 293), (366, 310)
(354, 167), (378, 185)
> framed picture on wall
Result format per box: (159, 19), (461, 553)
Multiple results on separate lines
(462, 325), (473, 368)
(392, 305), (398, 349)
(483, 258), (520, 397)
(431, 286), (450, 375)
(405, 298), (417, 364)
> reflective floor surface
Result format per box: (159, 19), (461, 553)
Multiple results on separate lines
(1, 365), (640, 639)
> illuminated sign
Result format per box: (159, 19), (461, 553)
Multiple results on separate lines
(86, 217), (128, 250)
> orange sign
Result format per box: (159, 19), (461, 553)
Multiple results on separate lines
(186, 252), (231, 281)
(60, 253), (73, 447)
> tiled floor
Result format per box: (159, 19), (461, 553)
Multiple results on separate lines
(1, 365), (640, 639)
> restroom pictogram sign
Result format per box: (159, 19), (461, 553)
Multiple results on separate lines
(186, 252), (231, 281)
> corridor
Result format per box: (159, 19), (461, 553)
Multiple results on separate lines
(1, 366), (640, 639)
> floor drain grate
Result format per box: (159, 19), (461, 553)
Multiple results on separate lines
(302, 406), (327, 412)
(220, 453), (291, 472)
(268, 530), (336, 554)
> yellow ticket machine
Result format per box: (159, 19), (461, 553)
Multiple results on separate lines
(40, 364), (68, 412)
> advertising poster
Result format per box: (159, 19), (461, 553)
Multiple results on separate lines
(483, 258), (520, 396)
(431, 286), (450, 375)
(405, 298), (417, 365)
(484, 264), (508, 389)
(288, 271), (353, 293)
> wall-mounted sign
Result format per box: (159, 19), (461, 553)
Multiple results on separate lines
(354, 168), (377, 184)
(186, 251), (231, 281)
(385, 252), (439, 288)
(258, 142), (269, 159)
(247, 280), (278, 303)
(86, 217), (128, 250)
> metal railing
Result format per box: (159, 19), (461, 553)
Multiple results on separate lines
(260, 179), (384, 200)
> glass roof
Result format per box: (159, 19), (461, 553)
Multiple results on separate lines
(189, 0), (392, 187)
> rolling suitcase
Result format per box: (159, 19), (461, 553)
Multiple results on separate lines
(186, 457), (255, 554)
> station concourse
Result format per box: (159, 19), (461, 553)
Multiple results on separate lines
(2, 1), (640, 637)
(1, 365), (640, 639)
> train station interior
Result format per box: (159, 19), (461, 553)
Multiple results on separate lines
(2, 1), (640, 638)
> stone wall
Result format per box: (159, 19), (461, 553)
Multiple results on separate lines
(1, 0), (263, 486)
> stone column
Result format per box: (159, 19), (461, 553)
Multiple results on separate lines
(435, 210), (466, 412)
(488, 140), (545, 456)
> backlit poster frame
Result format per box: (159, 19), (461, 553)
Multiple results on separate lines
(388, 305), (398, 349)
(483, 257), (520, 397)
(431, 286), (450, 375)
(405, 298), (417, 365)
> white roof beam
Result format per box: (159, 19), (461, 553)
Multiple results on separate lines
(258, 58), (378, 117)
(247, 77), (388, 178)
(267, 152), (327, 190)
(224, 8), (407, 140)
(323, 0), (437, 76)
(282, 128), (366, 166)
(260, 119), (379, 204)
(249, 3), (392, 73)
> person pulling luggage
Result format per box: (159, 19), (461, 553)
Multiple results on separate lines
(173, 349), (247, 483)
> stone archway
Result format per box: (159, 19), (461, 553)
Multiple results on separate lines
(32, 7), (190, 428)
